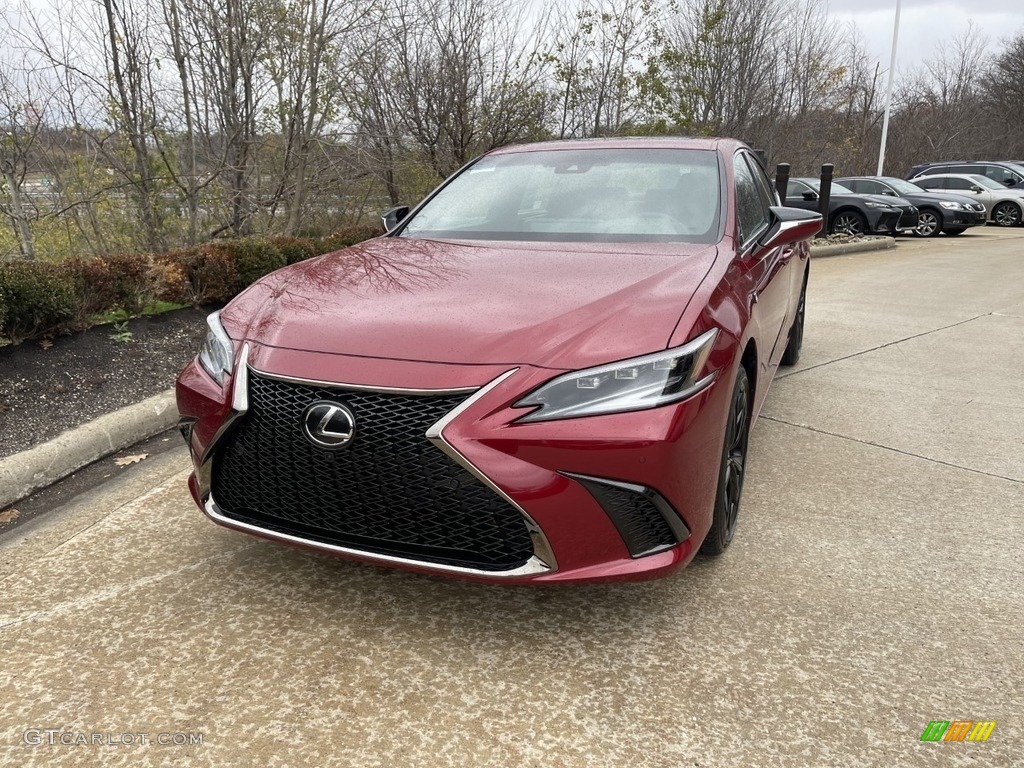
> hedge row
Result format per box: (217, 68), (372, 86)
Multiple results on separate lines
(0, 225), (381, 344)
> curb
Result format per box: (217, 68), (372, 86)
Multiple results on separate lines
(0, 389), (178, 510)
(810, 237), (896, 258)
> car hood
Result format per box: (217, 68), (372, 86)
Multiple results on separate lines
(221, 237), (718, 370)
(832, 192), (911, 208)
(903, 190), (982, 205)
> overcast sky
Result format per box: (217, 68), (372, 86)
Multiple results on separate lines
(827, 0), (1024, 73)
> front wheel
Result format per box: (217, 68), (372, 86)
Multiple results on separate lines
(992, 201), (1023, 227)
(914, 209), (942, 237)
(701, 367), (751, 556)
(831, 211), (867, 236)
(781, 275), (806, 366)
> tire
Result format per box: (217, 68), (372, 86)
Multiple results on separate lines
(781, 273), (806, 367)
(914, 209), (942, 237)
(700, 366), (751, 556)
(830, 210), (867, 236)
(992, 201), (1023, 227)
(943, 227), (967, 236)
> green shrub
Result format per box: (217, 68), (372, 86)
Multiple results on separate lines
(269, 236), (318, 265)
(0, 260), (77, 343)
(211, 237), (286, 291)
(64, 257), (120, 329)
(155, 246), (238, 305)
(104, 253), (153, 316)
(317, 225), (381, 254)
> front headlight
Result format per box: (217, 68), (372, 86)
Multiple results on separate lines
(939, 201), (964, 210)
(198, 311), (234, 384)
(514, 329), (719, 423)
(864, 202), (896, 210)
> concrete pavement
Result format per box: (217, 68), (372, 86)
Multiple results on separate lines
(1, 227), (1022, 767)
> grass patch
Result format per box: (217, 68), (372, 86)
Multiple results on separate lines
(91, 300), (189, 327)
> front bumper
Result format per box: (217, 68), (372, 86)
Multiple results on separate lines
(176, 342), (728, 583)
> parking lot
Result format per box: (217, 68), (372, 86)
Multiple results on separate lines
(1, 227), (1022, 767)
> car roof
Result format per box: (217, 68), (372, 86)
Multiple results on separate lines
(916, 173), (988, 179)
(487, 137), (742, 155)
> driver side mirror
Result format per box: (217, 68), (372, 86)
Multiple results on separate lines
(801, 191), (818, 202)
(381, 205), (411, 233)
(970, 186), (984, 194)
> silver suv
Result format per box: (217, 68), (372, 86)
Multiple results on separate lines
(908, 162), (1024, 190)
(912, 174), (1024, 227)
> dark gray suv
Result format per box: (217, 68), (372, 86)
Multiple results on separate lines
(907, 162), (1024, 190)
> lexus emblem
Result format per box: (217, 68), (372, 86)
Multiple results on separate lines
(302, 401), (356, 449)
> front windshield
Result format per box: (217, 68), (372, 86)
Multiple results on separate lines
(969, 175), (1005, 190)
(884, 178), (925, 194)
(401, 148), (722, 244)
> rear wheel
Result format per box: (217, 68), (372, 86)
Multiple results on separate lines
(943, 227), (967, 236)
(993, 201), (1022, 227)
(701, 367), (751, 556)
(914, 209), (942, 237)
(831, 210), (866, 236)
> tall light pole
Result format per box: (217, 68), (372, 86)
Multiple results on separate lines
(876, 0), (902, 176)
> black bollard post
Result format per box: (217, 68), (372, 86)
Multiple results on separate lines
(775, 163), (791, 205)
(818, 164), (834, 235)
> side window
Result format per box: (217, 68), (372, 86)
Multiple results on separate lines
(743, 153), (779, 206)
(734, 154), (771, 244)
(984, 166), (1020, 186)
(946, 178), (969, 190)
(787, 180), (810, 199)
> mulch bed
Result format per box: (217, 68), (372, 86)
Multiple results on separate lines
(0, 307), (211, 459)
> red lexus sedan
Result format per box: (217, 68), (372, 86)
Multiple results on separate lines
(176, 138), (821, 583)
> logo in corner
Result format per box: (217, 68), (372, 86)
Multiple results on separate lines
(302, 401), (356, 449)
(920, 720), (996, 742)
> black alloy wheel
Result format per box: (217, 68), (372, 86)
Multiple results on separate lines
(992, 201), (1023, 227)
(701, 366), (751, 556)
(914, 209), (941, 237)
(780, 275), (806, 367)
(831, 211), (866, 236)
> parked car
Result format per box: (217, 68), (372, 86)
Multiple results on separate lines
(912, 174), (1024, 227)
(785, 177), (917, 235)
(908, 161), (1024, 190)
(176, 138), (822, 583)
(836, 176), (987, 237)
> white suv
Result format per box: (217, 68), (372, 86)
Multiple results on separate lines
(913, 174), (1024, 227)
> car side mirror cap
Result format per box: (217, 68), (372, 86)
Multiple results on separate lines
(971, 186), (984, 193)
(801, 191), (818, 201)
(757, 206), (823, 251)
(382, 205), (411, 233)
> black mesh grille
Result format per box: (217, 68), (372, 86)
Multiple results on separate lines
(212, 373), (534, 571)
(573, 477), (679, 557)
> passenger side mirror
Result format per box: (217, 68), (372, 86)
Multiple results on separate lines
(801, 191), (818, 202)
(756, 206), (823, 253)
(382, 205), (411, 233)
